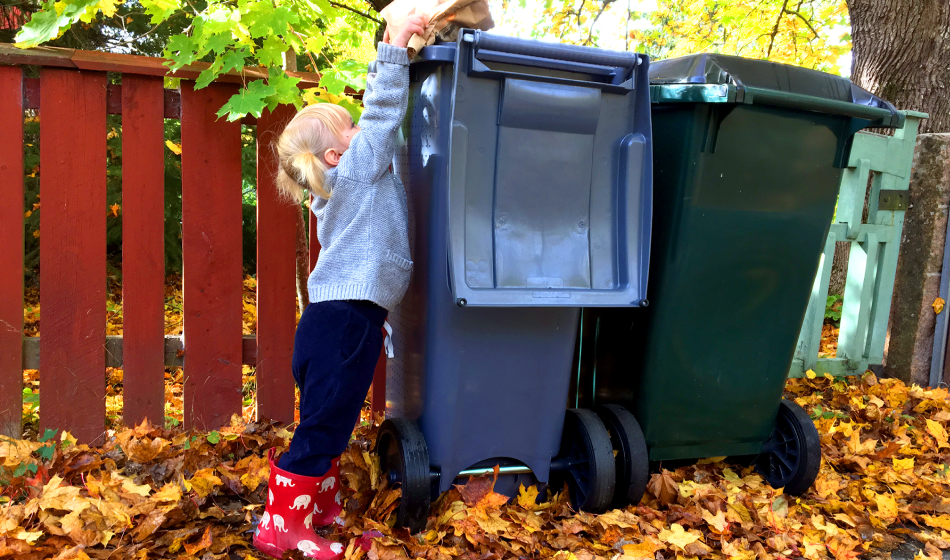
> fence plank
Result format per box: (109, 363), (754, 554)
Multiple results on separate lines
(122, 75), (166, 427)
(0, 66), (24, 437)
(181, 82), (243, 431)
(256, 106), (297, 424)
(39, 69), (107, 443)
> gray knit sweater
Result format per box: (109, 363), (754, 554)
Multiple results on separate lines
(307, 43), (412, 312)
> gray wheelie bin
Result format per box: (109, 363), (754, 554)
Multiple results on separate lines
(375, 30), (652, 531)
(571, 54), (902, 503)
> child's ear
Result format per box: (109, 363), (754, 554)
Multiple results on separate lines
(324, 148), (341, 167)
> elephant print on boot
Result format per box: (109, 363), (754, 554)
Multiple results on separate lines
(298, 540), (321, 554)
(272, 514), (287, 533)
(261, 512), (271, 531)
(319, 477), (335, 493)
(304, 512), (313, 529)
(291, 494), (312, 510)
(275, 474), (295, 487)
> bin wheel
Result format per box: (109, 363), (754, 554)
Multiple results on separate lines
(595, 404), (649, 508)
(755, 399), (821, 495)
(551, 409), (616, 513)
(375, 418), (431, 533)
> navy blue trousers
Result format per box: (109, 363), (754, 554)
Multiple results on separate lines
(278, 300), (386, 477)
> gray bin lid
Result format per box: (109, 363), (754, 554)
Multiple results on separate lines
(649, 53), (902, 127)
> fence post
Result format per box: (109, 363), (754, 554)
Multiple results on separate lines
(39, 69), (108, 444)
(884, 129), (948, 384)
(0, 65), (23, 438)
(122, 75), (167, 427)
(181, 82), (244, 431)
(256, 105), (297, 425)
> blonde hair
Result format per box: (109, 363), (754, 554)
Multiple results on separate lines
(275, 103), (353, 202)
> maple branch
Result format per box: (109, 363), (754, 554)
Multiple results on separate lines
(329, 1), (384, 25)
(785, 8), (819, 39)
(583, 0), (613, 46)
(766, 0), (790, 57)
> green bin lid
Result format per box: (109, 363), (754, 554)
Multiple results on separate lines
(649, 53), (902, 128)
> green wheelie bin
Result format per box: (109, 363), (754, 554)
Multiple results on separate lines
(572, 54), (903, 503)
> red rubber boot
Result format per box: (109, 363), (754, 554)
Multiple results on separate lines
(311, 457), (344, 527)
(253, 449), (344, 560)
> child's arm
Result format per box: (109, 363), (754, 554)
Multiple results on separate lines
(335, 44), (409, 183)
(336, 15), (427, 184)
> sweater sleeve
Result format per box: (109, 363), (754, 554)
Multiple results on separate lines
(335, 43), (410, 184)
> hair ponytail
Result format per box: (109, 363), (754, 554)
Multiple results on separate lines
(274, 103), (352, 203)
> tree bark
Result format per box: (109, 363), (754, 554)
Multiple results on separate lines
(847, 0), (950, 133)
(828, 243), (850, 296)
(282, 48), (311, 314)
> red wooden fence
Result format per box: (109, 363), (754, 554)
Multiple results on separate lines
(0, 44), (386, 442)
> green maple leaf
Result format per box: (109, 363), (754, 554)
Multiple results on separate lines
(164, 34), (198, 69)
(245, 5), (298, 38)
(256, 35), (287, 68)
(264, 67), (302, 111)
(15, 0), (99, 47)
(140, 0), (182, 24)
(217, 79), (276, 121)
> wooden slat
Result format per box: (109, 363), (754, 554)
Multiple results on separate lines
(255, 105), (297, 424)
(181, 82), (244, 431)
(122, 75), (166, 427)
(22, 335), (258, 370)
(0, 66), (23, 438)
(39, 69), (107, 444)
(372, 343), (387, 417)
(0, 43), (321, 88)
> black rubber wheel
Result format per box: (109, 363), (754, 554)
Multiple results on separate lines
(375, 418), (431, 533)
(551, 409), (616, 513)
(755, 399), (821, 495)
(595, 404), (649, 508)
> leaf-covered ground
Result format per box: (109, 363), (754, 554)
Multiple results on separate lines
(4, 373), (950, 560)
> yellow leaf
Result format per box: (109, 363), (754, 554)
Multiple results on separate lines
(702, 508), (729, 532)
(120, 476), (152, 497)
(24, 210), (31, 218)
(33, 230), (40, 238)
(517, 484), (539, 509)
(806, 369), (817, 379)
(150, 483), (181, 504)
(934, 297), (945, 314)
(874, 493), (899, 521)
(110, 203), (120, 218)
(658, 523), (701, 550)
(893, 457), (915, 472)
(622, 539), (659, 558)
(187, 468), (222, 498)
(165, 140), (182, 155)
(927, 419), (949, 448)
(921, 514), (950, 531)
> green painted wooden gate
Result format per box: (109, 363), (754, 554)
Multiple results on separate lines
(790, 111), (928, 378)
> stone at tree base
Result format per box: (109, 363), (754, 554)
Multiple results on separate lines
(884, 134), (950, 384)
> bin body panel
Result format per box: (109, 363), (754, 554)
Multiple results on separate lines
(582, 103), (845, 461)
(389, 51), (583, 494)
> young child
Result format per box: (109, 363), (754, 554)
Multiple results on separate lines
(253, 15), (429, 560)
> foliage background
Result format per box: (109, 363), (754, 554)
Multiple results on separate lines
(5, 0), (853, 280)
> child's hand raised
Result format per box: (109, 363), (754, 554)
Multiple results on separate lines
(384, 14), (429, 50)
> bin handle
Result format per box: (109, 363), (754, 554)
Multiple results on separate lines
(742, 86), (904, 128)
(471, 30), (641, 71)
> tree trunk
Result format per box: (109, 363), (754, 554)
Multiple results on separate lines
(294, 207), (311, 314)
(847, 0), (950, 134)
(283, 48), (311, 314)
(828, 242), (850, 296)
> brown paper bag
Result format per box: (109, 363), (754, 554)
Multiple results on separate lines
(380, 0), (494, 58)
